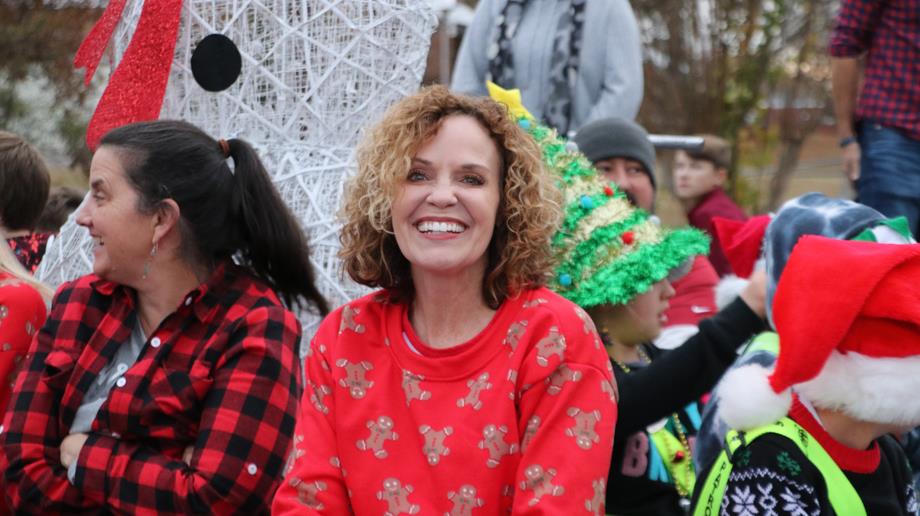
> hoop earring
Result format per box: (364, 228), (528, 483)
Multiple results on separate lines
(142, 242), (158, 280)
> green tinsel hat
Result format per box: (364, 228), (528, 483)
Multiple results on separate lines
(487, 82), (710, 309)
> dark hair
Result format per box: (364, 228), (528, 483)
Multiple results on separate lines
(36, 186), (84, 233)
(0, 131), (51, 231)
(100, 120), (328, 314)
(685, 134), (731, 170)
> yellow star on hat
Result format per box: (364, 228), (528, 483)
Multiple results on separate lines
(486, 81), (534, 121)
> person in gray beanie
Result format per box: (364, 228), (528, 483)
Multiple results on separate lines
(574, 117), (657, 210)
(574, 117), (720, 350)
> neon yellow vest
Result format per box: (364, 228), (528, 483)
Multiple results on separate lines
(693, 416), (866, 516)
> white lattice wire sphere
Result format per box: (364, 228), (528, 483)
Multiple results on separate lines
(38, 0), (437, 345)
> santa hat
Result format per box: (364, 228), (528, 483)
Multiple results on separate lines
(712, 215), (771, 279)
(711, 193), (906, 325)
(719, 236), (920, 430)
(711, 215), (771, 311)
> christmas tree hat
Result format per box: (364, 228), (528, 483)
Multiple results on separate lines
(487, 83), (709, 308)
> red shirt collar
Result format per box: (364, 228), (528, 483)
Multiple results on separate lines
(89, 261), (231, 322)
(687, 188), (725, 218)
(789, 395), (880, 473)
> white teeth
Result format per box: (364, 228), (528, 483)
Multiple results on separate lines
(417, 221), (465, 234)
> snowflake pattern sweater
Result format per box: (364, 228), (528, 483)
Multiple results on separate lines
(273, 287), (617, 515)
(693, 398), (920, 515)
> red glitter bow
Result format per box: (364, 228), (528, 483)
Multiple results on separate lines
(75, 0), (184, 150)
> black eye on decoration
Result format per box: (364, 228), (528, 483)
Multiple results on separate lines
(191, 34), (242, 92)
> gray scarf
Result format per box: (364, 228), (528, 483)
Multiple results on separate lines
(487, 0), (586, 134)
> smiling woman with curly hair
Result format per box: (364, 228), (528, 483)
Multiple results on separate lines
(340, 85), (561, 307)
(274, 85), (617, 514)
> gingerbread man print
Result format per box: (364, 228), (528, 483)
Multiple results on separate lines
(478, 424), (518, 468)
(506, 369), (518, 400)
(534, 326), (566, 367)
(502, 320), (527, 355)
(601, 376), (619, 403)
(339, 305), (366, 334)
(283, 434), (305, 476)
(457, 372), (492, 410)
(290, 477), (327, 510)
(377, 478), (420, 515)
(308, 380), (332, 414)
(318, 344), (331, 371)
(585, 478), (606, 515)
(335, 359), (374, 398)
(520, 464), (565, 506)
(545, 364), (583, 395)
(402, 369), (431, 406)
(521, 415), (541, 452)
(522, 297), (548, 308)
(565, 407), (602, 450)
(572, 306), (601, 348)
(446, 484), (484, 516)
(356, 415), (398, 458)
(419, 425), (453, 465)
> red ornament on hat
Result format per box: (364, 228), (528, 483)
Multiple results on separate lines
(621, 231), (634, 245)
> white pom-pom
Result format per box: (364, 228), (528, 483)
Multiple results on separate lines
(717, 363), (791, 431)
(715, 275), (749, 311)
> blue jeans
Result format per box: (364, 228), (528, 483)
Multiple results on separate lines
(857, 122), (920, 238)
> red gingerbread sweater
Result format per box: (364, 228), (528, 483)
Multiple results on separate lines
(0, 272), (46, 412)
(273, 287), (617, 515)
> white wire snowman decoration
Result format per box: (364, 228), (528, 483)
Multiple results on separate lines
(38, 0), (438, 344)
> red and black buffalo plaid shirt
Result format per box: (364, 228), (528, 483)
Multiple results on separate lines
(0, 262), (302, 515)
(829, 0), (920, 141)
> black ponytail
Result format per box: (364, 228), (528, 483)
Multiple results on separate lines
(225, 138), (329, 314)
(100, 120), (328, 315)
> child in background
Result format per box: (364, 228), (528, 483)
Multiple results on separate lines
(0, 241), (50, 406)
(0, 132), (52, 273)
(36, 187), (85, 235)
(691, 236), (920, 515)
(499, 87), (768, 514)
(694, 192), (917, 473)
(573, 117), (719, 350)
(672, 136), (746, 277)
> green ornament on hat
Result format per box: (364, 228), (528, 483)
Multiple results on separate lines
(487, 82), (710, 309)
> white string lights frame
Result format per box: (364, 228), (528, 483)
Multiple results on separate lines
(38, 0), (437, 346)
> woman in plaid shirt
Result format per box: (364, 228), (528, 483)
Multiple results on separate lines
(0, 120), (327, 514)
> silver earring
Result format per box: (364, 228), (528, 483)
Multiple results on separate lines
(142, 242), (158, 280)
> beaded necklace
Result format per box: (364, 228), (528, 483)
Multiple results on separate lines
(607, 339), (694, 510)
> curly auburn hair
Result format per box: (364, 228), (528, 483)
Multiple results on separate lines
(340, 85), (562, 308)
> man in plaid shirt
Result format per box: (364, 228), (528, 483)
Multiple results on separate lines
(830, 0), (920, 237)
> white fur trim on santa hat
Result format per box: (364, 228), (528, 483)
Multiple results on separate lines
(717, 363), (792, 431)
(797, 350), (920, 428)
(654, 324), (699, 350)
(715, 275), (750, 311)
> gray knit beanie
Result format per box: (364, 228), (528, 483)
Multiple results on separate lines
(573, 117), (656, 189)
